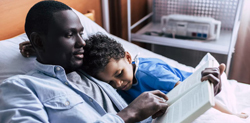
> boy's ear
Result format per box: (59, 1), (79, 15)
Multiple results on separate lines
(29, 32), (44, 51)
(125, 51), (132, 64)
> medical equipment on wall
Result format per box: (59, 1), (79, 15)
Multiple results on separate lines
(161, 14), (221, 40)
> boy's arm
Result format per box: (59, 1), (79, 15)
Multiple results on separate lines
(19, 41), (36, 57)
(135, 59), (190, 95)
(214, 100), (233, 115)
(174, 81), (181, 87)
(137, 68), (181, 93)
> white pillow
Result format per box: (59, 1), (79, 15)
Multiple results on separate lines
(0, 34), (35, 83)
(72, 9), (109, 39)
(0, 9), (108, 83)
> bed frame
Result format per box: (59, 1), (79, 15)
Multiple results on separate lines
(0, 0), (102, 41)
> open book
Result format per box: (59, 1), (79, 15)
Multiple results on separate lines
(153, 60), (219, 123)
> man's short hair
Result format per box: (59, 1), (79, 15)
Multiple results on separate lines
(25, 0), (72, 39)
(82, 34), (125, 77)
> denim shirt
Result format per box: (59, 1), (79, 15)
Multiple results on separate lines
(0, 60), (128, 123)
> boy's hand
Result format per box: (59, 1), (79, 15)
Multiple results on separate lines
(201, 63), (226, 96)
(117, 90), (168, 123)
(19, 41), (36, 57)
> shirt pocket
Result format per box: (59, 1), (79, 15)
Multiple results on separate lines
(43, 94), (84, 110)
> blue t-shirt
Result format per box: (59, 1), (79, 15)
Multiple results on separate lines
(117, 57), (192, 104)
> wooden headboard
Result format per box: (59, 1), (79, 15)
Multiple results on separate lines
(0, 0), (102, 40)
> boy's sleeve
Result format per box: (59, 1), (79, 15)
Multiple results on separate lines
(136, 64), (180, 93)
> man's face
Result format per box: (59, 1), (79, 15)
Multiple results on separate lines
(97, 55), (134, 91)
(41, 10), (85, 73)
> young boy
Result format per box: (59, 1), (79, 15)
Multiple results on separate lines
(82, 34), (248, 119)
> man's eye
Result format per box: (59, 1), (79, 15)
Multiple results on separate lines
(66, 33), (73, 38)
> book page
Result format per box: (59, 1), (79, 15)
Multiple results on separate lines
(153, 81), (215, 123)
(166, 60), (218, 105)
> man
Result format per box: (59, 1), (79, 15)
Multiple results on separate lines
(0, 1), (223, 123)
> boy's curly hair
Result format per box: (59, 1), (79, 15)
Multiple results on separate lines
(82, 34), (125, 77)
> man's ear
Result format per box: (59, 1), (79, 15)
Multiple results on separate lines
(29, 32), (44, 51)
(125, 51), (132, 64)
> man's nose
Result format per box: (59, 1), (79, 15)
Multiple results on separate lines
(75, 34), (86, 47)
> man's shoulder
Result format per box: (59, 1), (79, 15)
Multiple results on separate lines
(1, 69), (49, 86)
(2, 74), (36, 84)
(0, 75), (35, 91)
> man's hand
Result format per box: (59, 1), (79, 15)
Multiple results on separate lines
(201, 63), (226, 96)
(19, 41), (36, 57)
(117, 90), (168, 123)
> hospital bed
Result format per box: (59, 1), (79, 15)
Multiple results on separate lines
(0, 1), (249, 123)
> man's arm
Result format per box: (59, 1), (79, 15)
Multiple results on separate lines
(0, 80), (49, 123)
(0, 78), (135, 123)
(117, 90), (168, 123)
(201, 63), (226, 96)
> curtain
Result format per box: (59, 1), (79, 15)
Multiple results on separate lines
(229, 0), (250, 84)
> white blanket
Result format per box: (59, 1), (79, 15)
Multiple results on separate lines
(193, 79), (250, 123)
(182, 53), (250, 123)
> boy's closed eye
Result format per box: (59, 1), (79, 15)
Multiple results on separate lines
(115, 70), (123, 77)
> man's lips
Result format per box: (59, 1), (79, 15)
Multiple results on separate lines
(75, 54), (84, 59)
(74, 50), (84, 59)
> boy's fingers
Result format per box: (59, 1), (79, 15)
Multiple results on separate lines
(201, 73), (219, 84)
(219, 63), (226, 75)
(19, 41), (31, 50)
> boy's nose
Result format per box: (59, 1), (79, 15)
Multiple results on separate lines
(114, 80), (123, 88)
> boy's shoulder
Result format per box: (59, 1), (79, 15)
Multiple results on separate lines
(136, 57), (167, 73)
(136, 57), (177, 75)
(137, 57), (166, 65)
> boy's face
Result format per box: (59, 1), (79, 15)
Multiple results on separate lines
(40, 10), (85, 73)
(97, 52), (134, 91)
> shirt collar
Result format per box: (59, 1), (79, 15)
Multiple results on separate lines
(132, 53), (140, 86)
(34, 60), (67, 81)
(132, 53), (140, 76)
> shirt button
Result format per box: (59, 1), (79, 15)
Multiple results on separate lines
(89, 98), (93, 102)
(65, 82), (68, 85)
(56, 67), (60, 71)
(65, 101), (70, 106)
